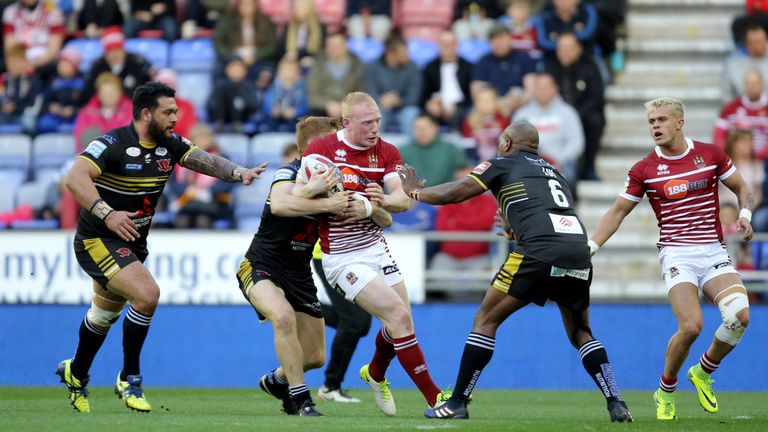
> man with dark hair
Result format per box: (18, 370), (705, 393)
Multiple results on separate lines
(400, 121), (633, 423)
(55, 81), (268, 414)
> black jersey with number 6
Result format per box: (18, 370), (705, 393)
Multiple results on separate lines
(468, 151), (590, 269)
(76, 124), (198, 242)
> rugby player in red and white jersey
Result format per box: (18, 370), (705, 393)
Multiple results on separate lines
(590, 97), (753, 420)
(295, 92), (448, 415)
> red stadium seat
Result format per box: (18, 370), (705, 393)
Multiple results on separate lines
(137, 29), (164, 39)
(314, 0), (346, 32)
(260, 0), (291, 25)
(398, 0), (454, 28)
(401, 25), (443, 43)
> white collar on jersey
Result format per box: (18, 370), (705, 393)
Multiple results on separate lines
(337, 129), (369, 150)
(655, 137), (694, 160)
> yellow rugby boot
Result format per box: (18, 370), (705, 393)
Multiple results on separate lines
(55, 359), (90, 413)
(115, 373), (152, 412)
(653, 389), (676, 420)
(688, 364), (718, 413)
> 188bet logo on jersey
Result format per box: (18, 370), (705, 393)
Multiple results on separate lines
(663, 178), (707, 199)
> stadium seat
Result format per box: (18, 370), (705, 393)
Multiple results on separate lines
(314, 0), (346, 32)
(457, 39), (491, 64)
(398, 0), (454, 28)
(16, 181), (50, 210)
(32, 134), (76, 184)
(401, 25), (443, 43)
(0, 124), (23, 134)
(250, 133), (294, 167)
(380, 133), (409, 148)
(233, 177), (273, 231)
(125, 38), (169, 68)
(0, 134), (31, 188)
(64, 38), (104, 73)
(170, 38), (216, 73)
(347, 38), (385, 63)
(10, 219), (59, 229)
(260, 0), (291, 25)
(176, 72), (212, 116)
(215, 133), (250, 167)
(0, 184), (15, 213)
(407, 39), (440, 68)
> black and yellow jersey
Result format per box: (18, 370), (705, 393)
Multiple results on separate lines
(244, 159), (319, 274)
(76, 123), (198, 242)
(468, 151), (590, 269)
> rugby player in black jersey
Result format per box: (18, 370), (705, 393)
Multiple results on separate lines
(56, 82), (268, 413)
(239, 117), (392, 416)
(399, 121), (633, 423)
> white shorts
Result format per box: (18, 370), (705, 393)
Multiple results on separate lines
(658, 242), (739, 292)
(322, 238), (403, 302)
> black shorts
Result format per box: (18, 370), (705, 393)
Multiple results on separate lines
(74, 235), (148, 288)
(491, 252), (591, 311)
(236, 258), (323, 320)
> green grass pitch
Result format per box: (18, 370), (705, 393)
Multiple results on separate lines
(2, 387), (767, 432)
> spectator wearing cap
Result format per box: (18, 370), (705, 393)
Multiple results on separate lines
(2, 0), (65, 72)
(124, 0), (178, 41)
(154, 68), (197, 137)
(37, 47), (87, 133)
(83, 27), (153, 101)
(471, 24), (540, 116)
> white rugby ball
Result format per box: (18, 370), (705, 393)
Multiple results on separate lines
(298, 153), (343, 194)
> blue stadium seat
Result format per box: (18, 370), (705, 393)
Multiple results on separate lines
(0, 134), (31, 188)
(170, 38), (216, 73)
(125, 38), (169, 68)
(176, 72), (212, 117)
(407, 39), (439, 68)
(32, 134), (76, 184)
(64, 38), (104, 73)
(457, 39), (491, 64)
(250, 133), (294, 167)
(16, 181), (51, 211)
(233, 176), (273, 231)
(0, 184), (15, 213)
(10, 219), (59, 229)
(215, 133), (250, 167)
(347, 38), (385, 63)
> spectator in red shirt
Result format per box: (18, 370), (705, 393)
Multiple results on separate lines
(714, 69), (768, 158)
(462, 85), (511, 162)
(430, 165), (499, 272)
(2, 0), (65, 72)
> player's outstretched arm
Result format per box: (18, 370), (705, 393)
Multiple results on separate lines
(721, 170), (754, 241)
(64, 158), (140, 242)
(589, 196), (639, 255)
(271, 181), (349, 217)
(398, 165), (484, 205)
(183, 148), (268, 184)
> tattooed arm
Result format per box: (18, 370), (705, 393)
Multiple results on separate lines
(183, 148), (267, 184)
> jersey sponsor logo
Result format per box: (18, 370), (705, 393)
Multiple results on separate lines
(549, 214), (583, 234)
(156, 158), (172, 172)
(663, 178), (707, 199)
(144, 154), (152, 164)
(341, 167), (360, 190)
(125, 163), (143, 170)
(713, 260), (732, 269)
(345, 271), (358, 285)
(116, 247), (132, 257)
(542, 167), (556, 177)
(472, 161), (491, 175)
(693, 155), (706, 169)
(524, 155), (552, 167)
(99, 134), (117, 144)
(550, 266), (589, 280)
(254, 269), (271, 278)
(656, 164), (669, 175)
(126, 147), (140, 157)
(155, 147), (168, 156)
(334, 148), (347, 162)
(85, 140), (107, 158)
(273, 168), (295, 182)
(368, 153), (379, 168)
(382, 264), (399, 275)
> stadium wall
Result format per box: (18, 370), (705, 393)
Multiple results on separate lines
(1, 304), (766, 391)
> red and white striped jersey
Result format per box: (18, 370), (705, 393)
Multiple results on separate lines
(712, 94), (768, 158)
(620, 138), (736, 247)
(304, 130), (403, 254)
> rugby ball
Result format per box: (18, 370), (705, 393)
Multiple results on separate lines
(298, 153), (343, 194)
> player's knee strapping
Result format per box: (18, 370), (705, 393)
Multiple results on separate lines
(714, 286), (749, 346)
(85, 303), (122, 333)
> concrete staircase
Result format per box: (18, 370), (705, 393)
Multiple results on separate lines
(580, 0), (744, 299)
